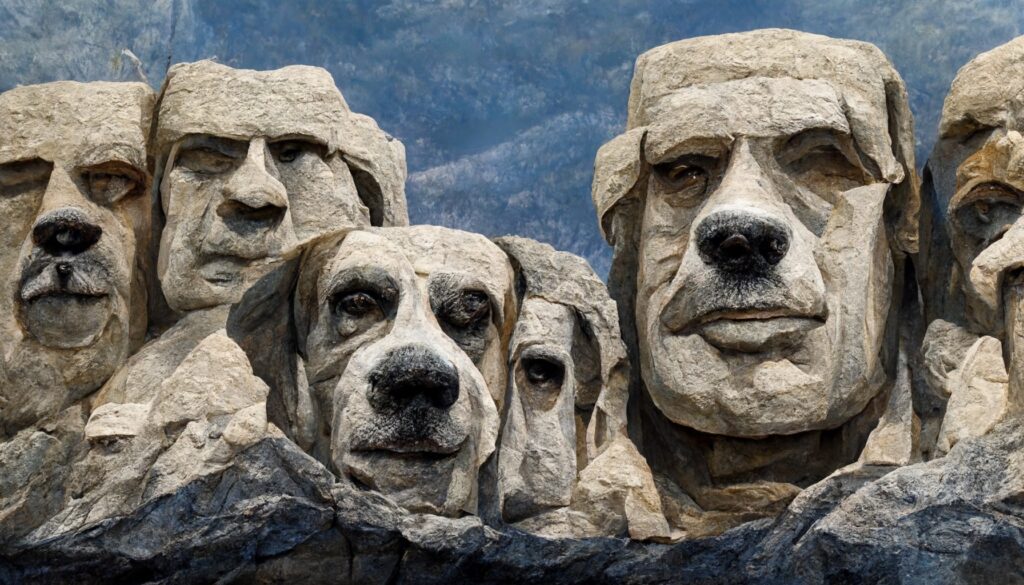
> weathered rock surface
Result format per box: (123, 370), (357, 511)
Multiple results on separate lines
(9, 29), (1024, 585)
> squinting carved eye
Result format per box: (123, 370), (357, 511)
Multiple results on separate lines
(176, 147), (238, 174)
(336, 291), (381, 317)
(84, 166), (142, 206)
(653, 155), (714, 205)
(270, 140), (325, 165)
(955, 182), (1023, 244)
(442, 290), (491, 328)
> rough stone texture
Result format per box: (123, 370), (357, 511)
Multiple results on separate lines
(592, 28), (920, 535)
(0, 80), (154, 439)
(10, 31), (1024, 585)
(493, 236), (668, 540)
(294, 226), (508, 518)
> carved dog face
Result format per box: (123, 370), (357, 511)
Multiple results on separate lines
(0, 81), (153, 435)
(154, 61), (408, 313)
(594, 30), (918, 437)
(296, 226), (512, 516)
(493, 236), (627, 525)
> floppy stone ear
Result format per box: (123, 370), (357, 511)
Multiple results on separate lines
(339, 113), (409, 227)
(592, 127), (647, 245)
(293, 231), (347, 345)
(884, 77), (921, 256)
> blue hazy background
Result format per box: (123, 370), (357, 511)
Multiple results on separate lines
(2, 0), (1022, 275)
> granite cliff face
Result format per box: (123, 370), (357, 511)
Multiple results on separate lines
(5, 18), (1024, 585)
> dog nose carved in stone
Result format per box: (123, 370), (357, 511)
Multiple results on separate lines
(368, 345), (460, 413)
(32, 208), (104, 258)
(696, 210), (790, 277)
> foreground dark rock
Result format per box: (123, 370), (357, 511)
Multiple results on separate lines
(4, 421), (1024, 585)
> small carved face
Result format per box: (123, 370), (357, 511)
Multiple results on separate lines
(635, 79), (896, 436)
(945, 130), (1024, 337)
(159, 134), (368, 312)
(0, 82), (152, 433)
(297, 227), (511, 516)
(498, 297), (601, 522)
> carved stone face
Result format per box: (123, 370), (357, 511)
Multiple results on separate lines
(159, 134), (365, 311)
(154, 61), (404, 313)
(594, 31), (917, 438)
(0, 81), (153, 434)
(492, 235), (632, 532)
(944, 130), (1024, 337)
(296, 226), (512, 516)
(924, 36), (1024, 340)
(499, 298), (580, 521)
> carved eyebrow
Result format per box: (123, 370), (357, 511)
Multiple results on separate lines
(428, 273), (502, 325)
(777, 128), (880, 179)
(176, 134), (249, 157)
(322, 266), (399, 305)
(76, 142), (147, 172)
(0, 157), (52, 189)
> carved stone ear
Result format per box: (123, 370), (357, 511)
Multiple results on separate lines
(592, 127), (647, 244)
(338, 113), (409, 227)
(292, 229), (354, 358)
(883, 77), (921, 256)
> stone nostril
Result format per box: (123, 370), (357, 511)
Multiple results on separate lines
(761, 233), (789, 266)
(32, 211), (103, 256)
(217, 199), (286, 228)
(718, 233), (752, 260)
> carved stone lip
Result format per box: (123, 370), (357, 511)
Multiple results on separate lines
(694, 314), (825, 353)
(198, 254), (249, 284)
(19, 262), (111, 303)
(350, 443), (464, 458)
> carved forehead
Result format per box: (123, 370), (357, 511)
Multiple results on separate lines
(154, 60), (350, 155)
(0, 81), (153, 166)
(643, 77), (850, 163)
(629, 29), (904, 181)
(379, 226), (514, 310)
(939, 36), (1024, 139)
(629, 29), (895, 127)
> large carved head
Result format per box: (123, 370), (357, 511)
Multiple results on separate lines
(492, 236), (629, 524)
(295, 226), (514, 516)
(921, 37), (1024, 342)
(0, 81), (153, 435)
(152, 61), (408, 313)
(593, 29), (919, 437)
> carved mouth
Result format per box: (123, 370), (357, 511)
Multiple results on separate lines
(198, 255), (250, 284)
(693, 311), (825, 353)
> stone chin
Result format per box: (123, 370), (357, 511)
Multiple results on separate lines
(641, 296), (882, 437)
(332, 375), (481, 516)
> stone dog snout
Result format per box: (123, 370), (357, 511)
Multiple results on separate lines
(358, 345), (465, 454)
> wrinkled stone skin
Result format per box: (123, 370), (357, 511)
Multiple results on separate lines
(0, 81), (154, 438)
(592, 28), (920, 535)
(294, 226), (508, 517)
(11, 32), (1024, 585)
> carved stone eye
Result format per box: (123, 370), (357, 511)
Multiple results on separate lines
(522, 357), (565, 390)
(653, 155), (714, 205)
(444, 290), (491, 328)
(85, 170), (139, 206)
(271, 140), (324, 165)
(336, 291), (381, 318)
(176, 147), (237, 174)
(955, 182), (1022, 244)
